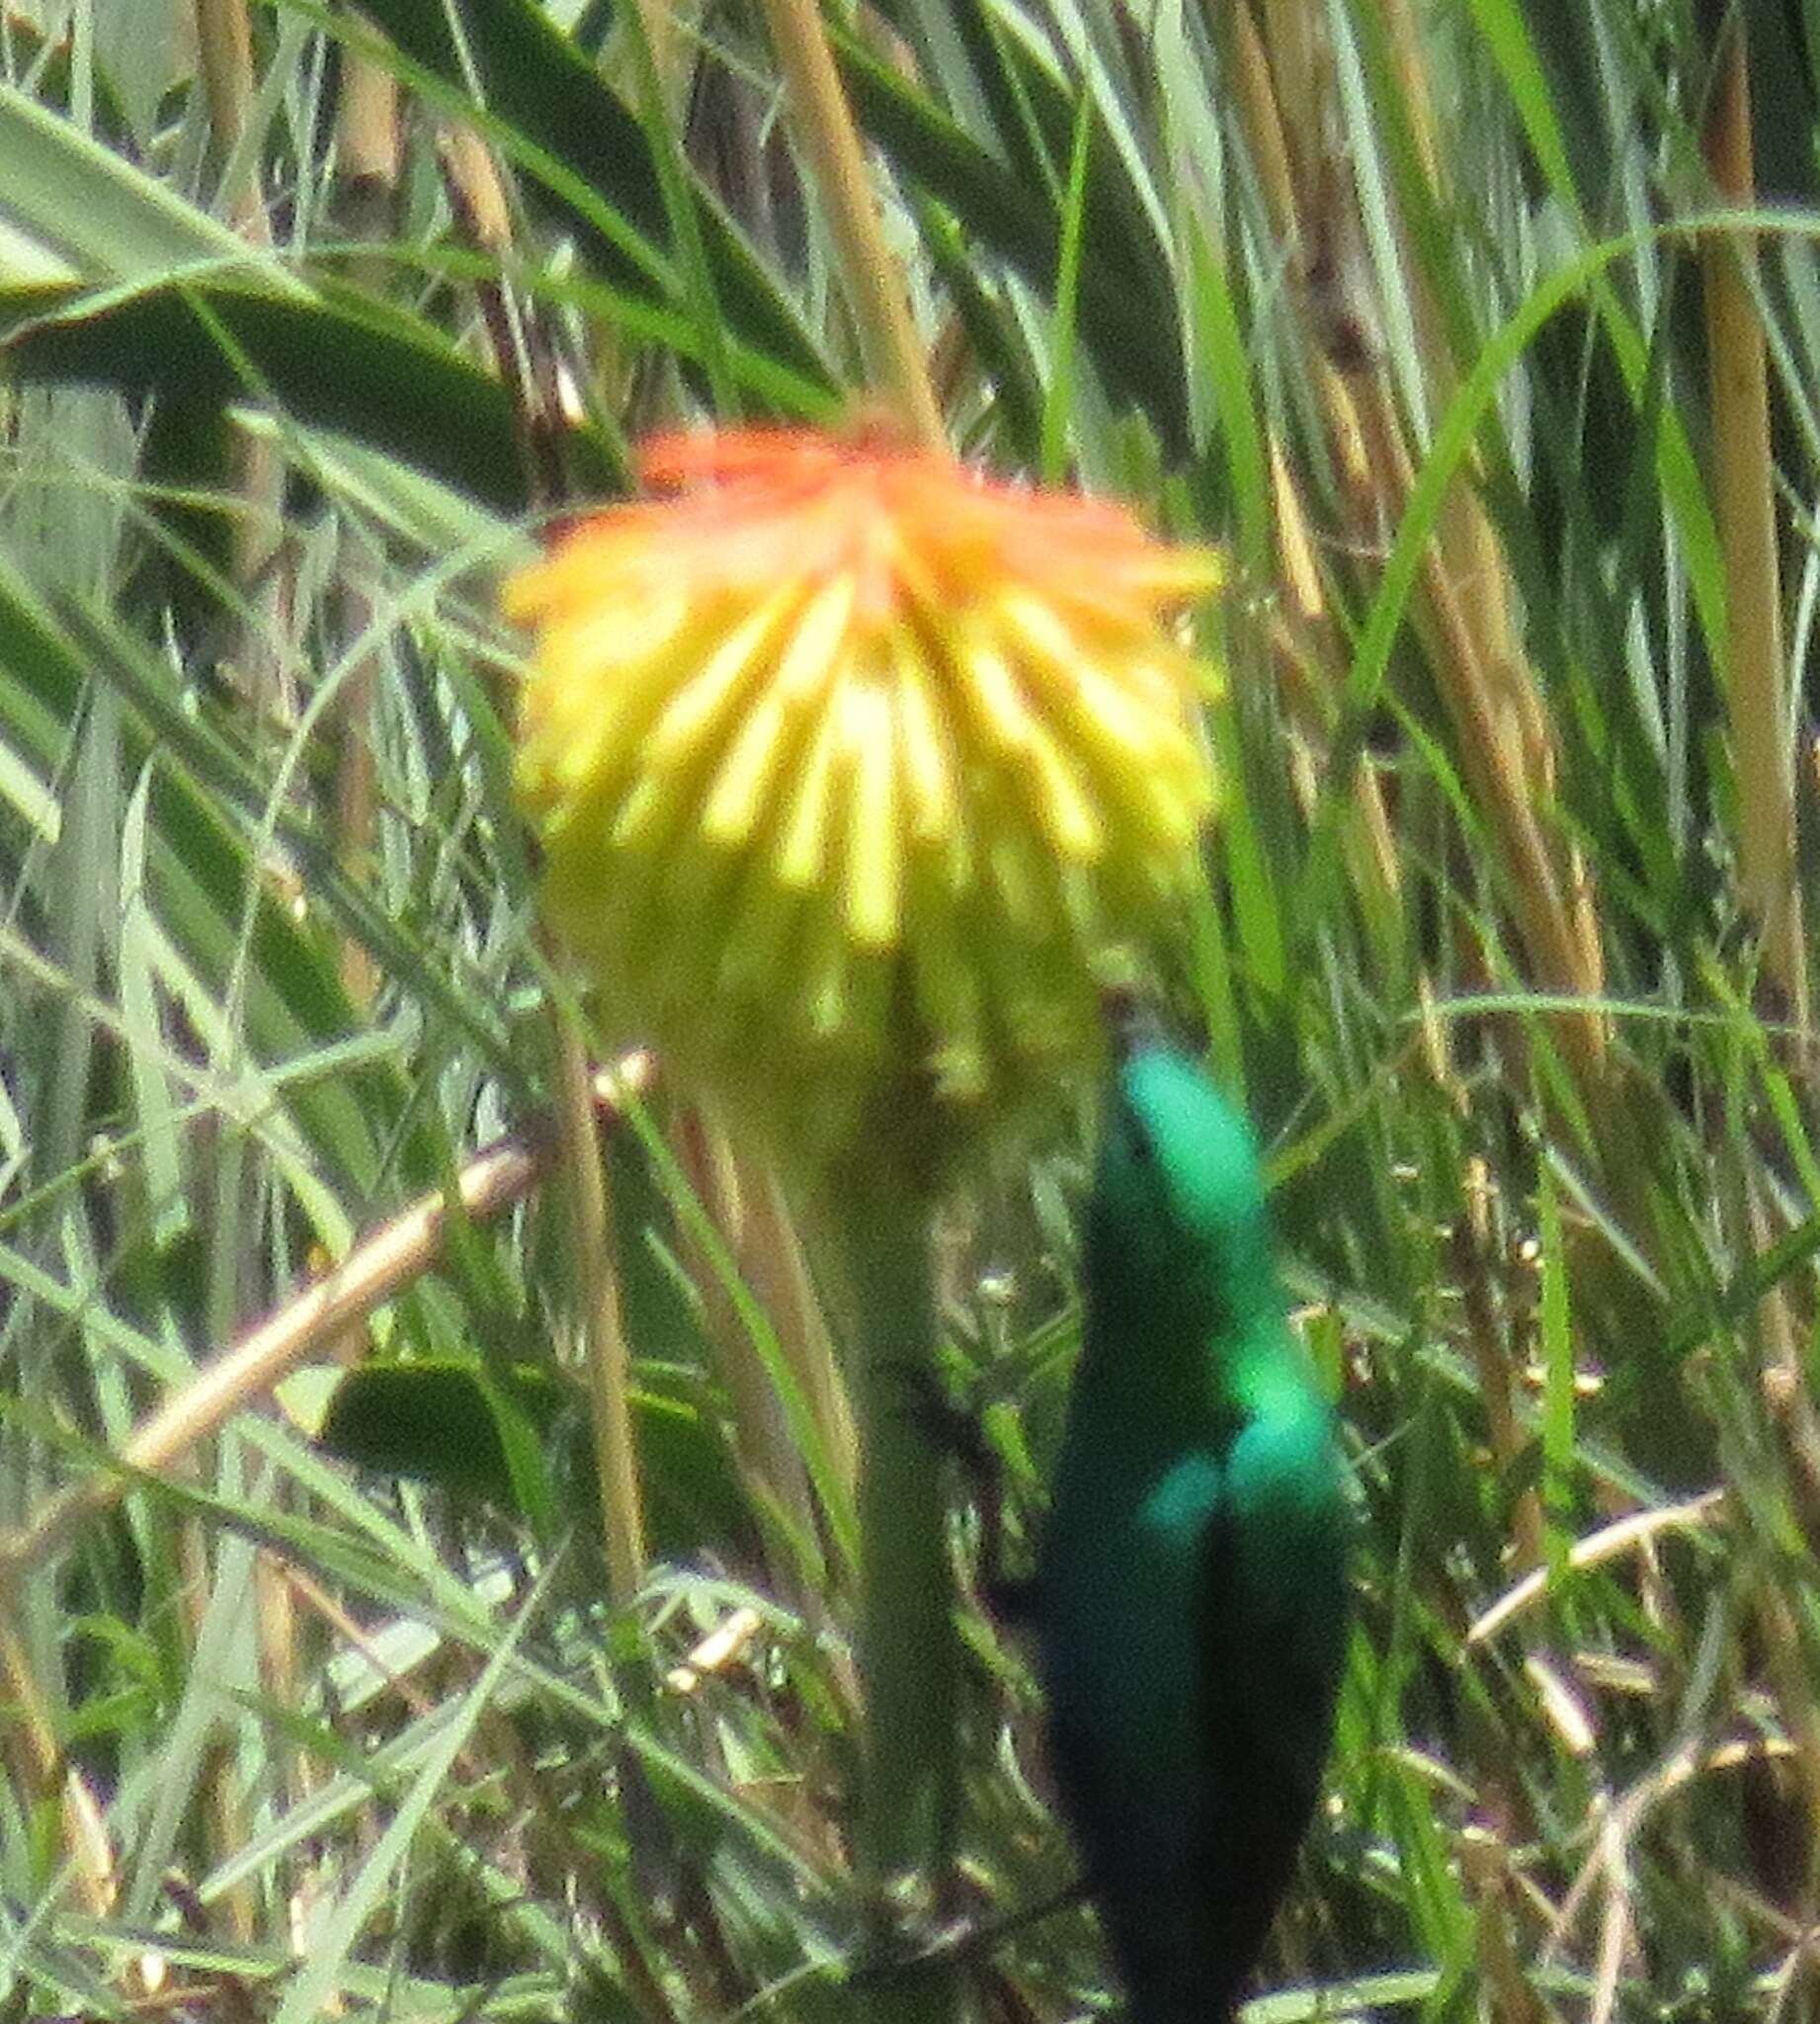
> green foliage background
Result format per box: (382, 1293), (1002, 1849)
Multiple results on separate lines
(1, 1), (1819, 2019)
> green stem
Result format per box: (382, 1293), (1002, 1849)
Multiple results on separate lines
(840, 1185), (960, 2024)
(755, 0), (945, 449)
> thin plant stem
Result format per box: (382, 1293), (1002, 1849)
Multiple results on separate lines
(1700, 13), (1809, 1033)
(672, 1110), (825, 1608)
(328, 23), (400, 1012)
(195, 0), (268, 241)
(552, 1002), (648, 1603)
(756, 0), (945, 447)
(839, 1183), (960, 2024)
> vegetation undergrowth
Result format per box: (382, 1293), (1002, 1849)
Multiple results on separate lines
(0, 2), (1817, 2021)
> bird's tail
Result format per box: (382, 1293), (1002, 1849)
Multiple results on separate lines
(1125, 1972), (1243, 2024)
(1126, 2001), (1237, 2024)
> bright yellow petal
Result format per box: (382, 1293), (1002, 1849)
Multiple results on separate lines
(773, 686), (846, 889)
(776, 573), (858, 704)
(890, 637), (959, 850)
(994, 591), (1172, 762)
(951, 631), (1038, 752)
(702, 686), (793, 845)
(842, 677), (900, 949)
(645, 586), (796, 771)
(500, 533), (639, 623)
(1023, 722), (1104, 861)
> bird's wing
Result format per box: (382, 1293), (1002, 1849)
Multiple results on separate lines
(1193, 1420), (1349, 1996)
(1037, 1453), (1236, 2022)
(1044, 1695), (1245, 2024)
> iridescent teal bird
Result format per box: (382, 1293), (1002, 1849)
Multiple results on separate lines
(1034, 1006), (1349, 2023)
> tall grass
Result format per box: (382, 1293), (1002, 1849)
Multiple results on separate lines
(0, 1), (1816, 2020)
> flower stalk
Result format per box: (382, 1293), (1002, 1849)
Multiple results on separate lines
(754, 0), (944, 448)
(840, 1181), (959, 2023)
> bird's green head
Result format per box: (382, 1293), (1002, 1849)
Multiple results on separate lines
(1085, 999), (1281, 1339)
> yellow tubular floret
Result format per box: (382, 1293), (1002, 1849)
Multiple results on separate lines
(891, 640), (959, 852)
(842, 676), (901, 949)
(702, 686), (794, 845)
(951, 631), (1038, 753)
(644, 588), (796, 771)
(1023, 722), (1104, 861)
(774, 686), (847, 890)
(776, 574), (858, 703)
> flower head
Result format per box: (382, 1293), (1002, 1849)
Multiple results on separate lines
(508, 425), (1220, 1192)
